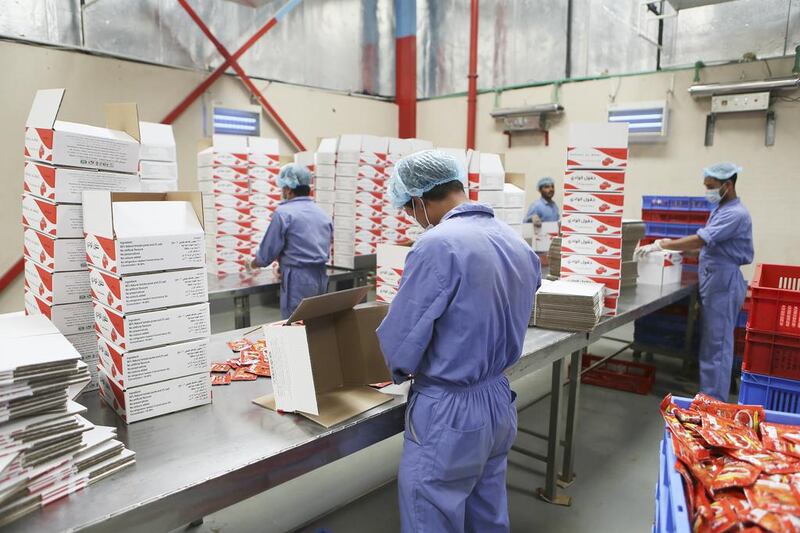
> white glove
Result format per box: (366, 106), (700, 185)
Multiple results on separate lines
(634, 240), (664, 261)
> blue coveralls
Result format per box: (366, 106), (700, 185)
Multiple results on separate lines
(255, 197), (333, 319)
(376, 203), (541, 533)
(696, 198), (753, 401)
(523, 197), (560, 223)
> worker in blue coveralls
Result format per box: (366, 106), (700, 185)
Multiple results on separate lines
(523, 176), (560, 226)
(249, 164), (333, 319)
(376, 150), (541, 532)
(636, 163), (753, 401)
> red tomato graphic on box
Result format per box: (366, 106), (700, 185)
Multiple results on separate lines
(40, 183), (47, 196)
(39, 218), (47, 231)
(599, 182), (611, 190)
(39, 251), (46, 264)
(596, 246), (608, 255)
(602, 157), (613, 166)
(111, 329), (117, 342)
(599, 204), (609, 212)
(107, 293), (114, 306)
(102, 255), (109, 269)
(597, 225), (607, 233)
(38, 285), (45, 296)
(39, 146), (45, 158)
(596, 266), (607, 275)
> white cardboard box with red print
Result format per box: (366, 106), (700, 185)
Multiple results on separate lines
(210, 233), (253, 250)
(381, 213), (414, 229)
(359, 135), (389, 166)
(24, 289), (94, 335)
(24, 161), (140, 204)
(22, 194), (84, 238)
(204, 206), (253, 224)
(93, 301), (210, 352)
(198, 179), (250, 196)
(469, 152), (505, 191)
(247, 137), (280, 168)
(375, 283), (399, 304)
(560, 254), (623, 278)
(564, 170), (625, 192)
(24, 89), (140, 173)
(376, 243), (409, 288)
(250, 176), (281, 194)
(198, 165), (249, 182)
(207, 246), (251, 264)
(638, 251), (683, 286)
(89, 266), (207, 314)
(23, 228), (86, 271)
(97, 366), (211, 424)
(250, 192), (282, 208)
(197, 135), (248, 167)
(82, 191), (206, 276)
(560, 234), (623, 257)
(208, 259), (248, 276)
(249, 165), (280, 182)
(355, 179), (386, 194)
(204, 218), (253, 236)
(337, 135), (362, 163)
(561, 213), (623, 236)
(357, 164), (385, 180)
(566, 123), (629, 170)
(560, 273), (622, 297)
(563, 191), (625, 215)
(209, 193), (251, 210)
(381, 227), (414, 244)
(97, 335), (209, 389)
(24, 259), (90, 305)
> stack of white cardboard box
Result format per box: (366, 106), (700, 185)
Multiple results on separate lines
(84, 192), (211, 423)
(0, 313), (134, 526)
(138, 122), (178, 192)
(559, 123), (629, 316)
(313, 138), (337, 219)
(21, 89), (141, 391)
(248, 136), (282, 245)
(198, 136), (282, 275)
(381, 138), (431, 245)
(375, 243), (409, 304)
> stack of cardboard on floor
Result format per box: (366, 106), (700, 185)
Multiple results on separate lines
(559, 123), (629, 316)
(22, 89), (141, 392)
(0, 313), (134, 527)
(138, 122), (178, 192)
(532, 279), (604, 331)
(83, 192), (212, 423)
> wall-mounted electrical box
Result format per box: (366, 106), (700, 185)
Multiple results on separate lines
(711, 92), (770, 113)
(607, 101), (669, 143)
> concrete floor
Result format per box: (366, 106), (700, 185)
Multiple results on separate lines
(200, 297), (702, 533)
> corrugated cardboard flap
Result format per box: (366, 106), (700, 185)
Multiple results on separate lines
(505, 173), (526, 189)
(253, 386), (392, 428)
(139, 121), (175, 147)
(337, 303), (392, 386)
(105, 103), (141, 143)
(26, 89), (65, 129)
(286, 286), (369, 324)
(83, 192), (205, 238)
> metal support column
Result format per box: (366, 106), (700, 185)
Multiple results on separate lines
(233, 295), (251, 329)
(395, 0), (417, 138)
(537, 358), (571, 506)
(559, 349), (582, 487)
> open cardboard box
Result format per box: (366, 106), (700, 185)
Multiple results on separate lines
(139, 121), (176, 162)
(82, 191), (205, 275)
(254, 286), (392, 428)
(24, 89), (140, 173)
(638, 251), (683, 286)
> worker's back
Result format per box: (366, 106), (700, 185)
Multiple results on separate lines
(399, 203), (540, 386)
(272, 197), (332, 267)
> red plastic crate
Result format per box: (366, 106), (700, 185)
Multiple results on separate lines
(580, 354), (656, 395)
(735, 327), (746, 357)
(747, 264), (800, 337)
(742, 329), (800, 380)
(641, 209), (709, 224)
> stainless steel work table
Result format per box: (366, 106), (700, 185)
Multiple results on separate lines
(8, 278), (697, 532)
(207, 267), (369, 328)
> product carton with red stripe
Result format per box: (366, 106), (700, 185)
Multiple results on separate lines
(93, 301), (210, 352)
(468, 189), (504, 207)
(82, 192), (206, 276)
(247, 137), (280, 168)
(561, 213), (623, 236)
(375, 283), (399, 304)
(359, 135), (389, 166)
(249, 192), (281, 208)
(560, 254), (623, 278)
(564, 170), (625, 192)
(353, 241), (377, 255)
(198, 179), (250, 196)
(208, 259), (249, 276)
(381, 214), (415, 229)
(381, 227), (414, 244)
(197, 135), (248, 167)
(24, 89), (140, 173)
(563, 191), (625, 215)
(355, 179), (386, 194)
(377, 243), (409, 288)
(205, 219), (253, 236)
(22, 194), (84, 238)
(249, 175), (281, 193)
(210, 193), (251, 210)
(97, 366), (211, 424)
(560, 234), (623, 257)
(566, 123), (629, 170)
(210, 234), (253, 250)
(23, 228), (86, 271)
(638, 251), (683, 286)
(23, 161), (140, 204)
(205, 206), (253, 224)
(358, 164), (385, 180)
(24, 260), (90, 305)
(89, 266), (207, 313)
(197, 165), (249, 182)
(24, 289), (94, 335)
(251, 216), (271, 234)
(249, 165), (280, 182)
(207, 246), (251, 264)
(560, 274), (622, 297)
(97, 336), (209, 390)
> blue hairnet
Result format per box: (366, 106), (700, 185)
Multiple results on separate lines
(387, 149), (467, 210)
(703, 162), (742, 181)
(277, 164), (312, 189)
(537, 176), (554, 189)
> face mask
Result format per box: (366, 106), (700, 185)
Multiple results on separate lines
(705, 183), (726, 205)
(412, 198), (433, 231)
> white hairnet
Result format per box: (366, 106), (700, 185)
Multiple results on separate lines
(386, 150), (467, 209)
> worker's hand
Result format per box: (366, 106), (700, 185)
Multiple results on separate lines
(272, 262), (281, 279)
(247, 258), (260, 272)
(532, 214), (543, 228)
(634, 239), (663, 261)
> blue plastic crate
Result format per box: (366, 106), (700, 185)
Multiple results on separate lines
(643, 196), (691, 211)
(683, 264), (698, 274)
(739, 371), (800, 414)
(644, 222), (704, 238)
(689, 197), (713, 212)
(657, 396), (800, 533)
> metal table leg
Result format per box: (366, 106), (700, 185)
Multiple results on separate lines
(559, 349), (582, 488)
(537, 357), (571, 506)
(233, 295), (251, 329)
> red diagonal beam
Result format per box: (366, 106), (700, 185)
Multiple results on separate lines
(166, 1), (305, 151)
